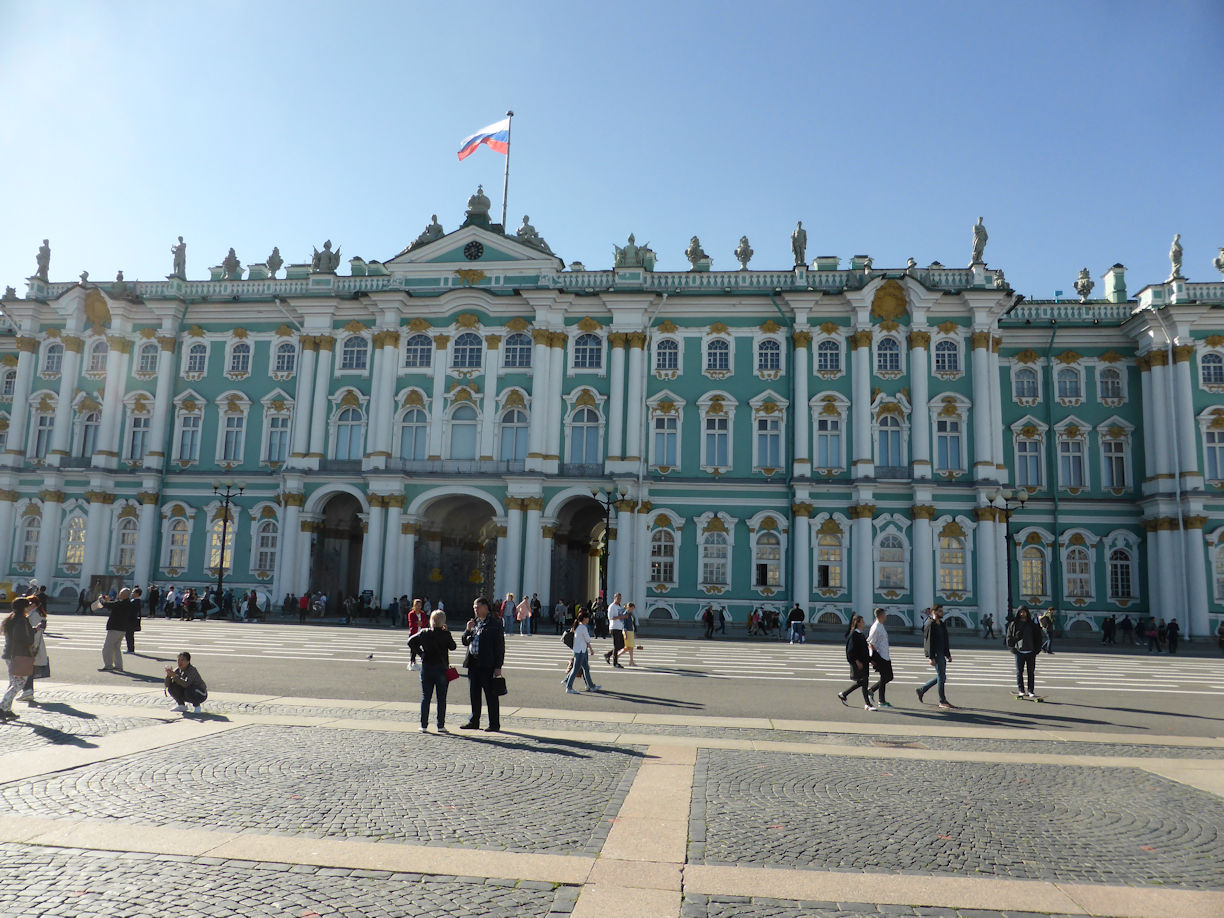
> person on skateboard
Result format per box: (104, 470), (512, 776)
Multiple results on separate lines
(1007, 605), (1044, 700)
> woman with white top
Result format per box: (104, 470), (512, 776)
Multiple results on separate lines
(866, 607), (894, 708)
(564, 610), (601, 694)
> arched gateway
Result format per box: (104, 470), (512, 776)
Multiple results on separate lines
(311, 493), (364, 610)
(546, 495), (609, 608)
(411, 493), (499, 613)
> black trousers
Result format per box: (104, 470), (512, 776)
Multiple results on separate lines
(125, 630), (136, 653)
(467, 665), (499, 729)
(841, 664), (871, 704)
(1014, 651), (1036, 694)
(868, 658), (894, 702)
(611, 630), (625, 662)
(167, 682), (207, 706)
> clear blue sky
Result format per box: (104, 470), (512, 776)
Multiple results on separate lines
(1, 0), (1221, 300)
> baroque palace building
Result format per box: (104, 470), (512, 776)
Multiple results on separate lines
(1, 194), (1222, 638)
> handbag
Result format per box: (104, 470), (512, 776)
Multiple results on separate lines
(9, 656), (34, 678)
(445, 666), (460, 682)
(491, 676), (508, 697)
(462, 650), (475, 669)
(562, 630), (574, 648)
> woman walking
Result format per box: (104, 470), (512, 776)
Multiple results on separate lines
(1, 598), (36, 721)
(18, 592), (50, 704)
(620, 602), (639, 666)
(837, 614), (876, 711)
(408, 609), (457, 733)
(564, 610), (601, 694)
(866, 608), (893, 708)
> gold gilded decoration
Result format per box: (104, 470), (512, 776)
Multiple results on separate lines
(708, 321), (729, 335)
(1068, 532), (1087, 545)
(1020, 424), (1038, 439)
(451, 387), (474, 403)
(850, 330), (872, 349)
(1107, 425), (1126, 440)
(315, 335), (335, 351)
(627, 332), (646, 349)
(938, 397), (960, 417)
(84, 289), (112, 327)
(936, 321), (958, 335)
(758, 517), (778, 531)
(910, 505), (937, 520)
(971, 331), (991, 350)
(84, 490), (115, 504)
(373, 330), (401, 349)
(402, 389), (426, 408)
(908, 330), (931, 349)
(181, 398), (199, 413)
(1173, 344), (1195, 363)
(407, 318), (431, 333)
(792, 502), (813, 517)
(1014, 349), (1040, 364)
(37, 489), (65, 503)
(657, 320), (678, 333)
(1063, 424), (1081, 439)
(432, 334), (451, 349)
(342, 320), (367, 334)
(575, 388), (597, 408)
(657, 399), (676, 414)
(231, 327), (249, 339)
(548, 331), (568, 348)
(455, 269), (486, 286)
(702, 516), (728, 533)
(577, 316), (601, 333)
(483, 334), (501, 349)
(117, 505), (139, 520)
(817, 518), (844, 535)
(939, 520), (966, 538)
(848, 504), (875, 520)
(339, 390), (361, 408)
(503, 389), (526, 409)
(62, 335), (84, 353)
(870, 280), (907, 323)
(760, 320), (781, 334)
(21, 505), (41, 519)
(455, 313), (481, 329)
(1055, 350), (1083, 365)
(137, 491), (160, 505)
(819, 322), (840, 335)
(879, 319), (899, 332)
(531, 328), (551, 345)
(1098, 350), (1126, 363)
(104, 335), (131, 354)
(973, 507), (995, 522)
(876, 402), (904, 418)
(706, 396), (726, 416)
(505, 317), (530, 332)
(1146, 349), (1168, 367)
(608, 332), (627, 349)
(792, 331), (811, 348)
(819, 396), (841, 417)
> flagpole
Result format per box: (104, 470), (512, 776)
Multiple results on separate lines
(501, 109), (513, 230)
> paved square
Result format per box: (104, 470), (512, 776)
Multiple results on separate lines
(683, 896), (1051, 918)
(0, 707), (158, 757)
(690, 749), (1224, 889)
(0, 725), (643, 855)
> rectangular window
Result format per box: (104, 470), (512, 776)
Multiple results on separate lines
(654, 416), (677, 467)
(817, 537), (842, 589)
(1016, 439), (1042, 487)
(1206, 430), (1223, 480)
(935, 418), (962, 472)
(938, 539), (966, 592)
(222, 416), (244, 462)
(756, 416), (781, 469)
(816, 417), (841, 470)
(267, 415), (290, 462)
(116, 526), (137, 569)
(33, 414), (54, 459)
(701, 540), (728, 585)
(256, 526), (278, 571)
(127, 416), (150, 460)
(1101, 439), (1127, 488)
(704, 416), (729, 468)
(168, 524), (189, 570)
(650, 535), (675, 584)
(1059, 439), (1084, 488)
(178, 415), (200, 461)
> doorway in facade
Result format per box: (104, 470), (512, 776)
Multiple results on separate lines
(412, 495), (498, 614)
(549, 497), (608, 609)
(312, 493), (363, 611)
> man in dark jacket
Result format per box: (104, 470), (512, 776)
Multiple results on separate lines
(100, 589), (138, 672)
(917, 604), (955, 708)
(1006, 605), (1044, 698)
(460, 596), (505, 732)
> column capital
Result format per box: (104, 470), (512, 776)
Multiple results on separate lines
(1146, 349), (1169, 367)
(970, 331), (991, 350)
(315, 335), (335, 352)
(547, 331), (568, 348)
(62, 335), (85, 353)
(402, 521), (419, 535)
(137, 490), (160, 505)
(383, 494), (405, 509)
(432, 334), (451, 349)
(532, 328), (551, 345)
(848, 503), (875, 519)
(792, 330), (812, 349)
(280, 491), (306, 507)
(300, 335), (319, 353)
(609, 332), (628, 348)
(626, 332), (647, 349)
(0, 489), (19, 502)
(156, 335), (177, 352)
(909, 504), (937, 520)
(483, 334), (501, 350)
(373, 329), (401, 349)
(523, 496), (544, 511)
(973, 506), (996, 522)
(84, 489), (115, 504)
(38, 489), (65, 503)
(791, 501), (813, 517)
(1173, 344), (1195, 363)
(15, 337), (38, 353)
(907, 330), (930, 349)
(849, 330), (872, 350)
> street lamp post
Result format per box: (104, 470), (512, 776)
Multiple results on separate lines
(591, 487), (625, 602)
(990, 487), (1029, 622)
(212, 480), (245, 607)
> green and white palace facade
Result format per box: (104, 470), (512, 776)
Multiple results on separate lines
(2, 206), (1223, 637)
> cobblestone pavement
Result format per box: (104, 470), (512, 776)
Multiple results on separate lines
(684, 895), (1073, 918)
(0, 843), (577, 917)
(690, 750), (1224, 888)
(0, 706), (157, 757)
(0, 725), (642, 855)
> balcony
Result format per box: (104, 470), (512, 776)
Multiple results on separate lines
(382, 459), (527, 476)
(558, 463), (604, 478)
(874, 466), (911, 481)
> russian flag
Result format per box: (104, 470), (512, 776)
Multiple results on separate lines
(457, 117), (510, 161)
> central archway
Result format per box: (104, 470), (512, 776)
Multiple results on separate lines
(548, 496), (608, 608)
(412, 494), (499, 613)
(312, 493), (363, 610)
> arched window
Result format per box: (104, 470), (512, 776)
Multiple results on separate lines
(754, 531), (781, 587)
(115, 517), (138, 569)
(88, 339), (108, 373)
(63, 516), (87, 566)
(448, 404), (478, 459)
(757, 339), (781, 372)
(816, 338), (841, 373)
(1099, 367), (1122, 399)
(876, 337), (900, 373)
(877, 414), (903, 467)
(208, 518), (234, 573)
(503, 333), (532, 369)
(700, 531), (729, 585)
(137, 342), (158, 375)
(499, 408), (528, 461)
(452, 332), (483, 369)
(274, 342), (297, 374)
(650, 530), (676, 584)
(655, 338), (679, 372)
(574, 333), (602, 369)
(166, 518), (189, 570)
(1108, 548), (1133, 600)
(1202, 353), (1224, 386)
(334, 407), (364, 460)
(569, 406), (600, 464)
(877, 534), (905, 589)
(340, 336), (368, 371)
(1014, 367), (1038, 399)
(1056, 367), (1081, 400)
(18, 516), (40, 565)
(78, 411), (100, 458)
(933, 339), (959, 374)
(1021, 545), (1046, 596)
(255, 520), (279, 571)
(404, 334), (432, 368)
(706, 339), (730, 372)
(186, 343), (207, 374)
(817, 534), (842, 589)
(229, 341), (251, 374)
(938, 536), (966, 592)
(398, 408), (427, 461)
(1065, 546), (1092, 598)
(43, 342), (64, 375)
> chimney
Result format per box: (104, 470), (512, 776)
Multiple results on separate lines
(1102, 264), (1126, 303)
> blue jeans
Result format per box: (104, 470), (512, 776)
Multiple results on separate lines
(419, 663), (449, 727)
(566, 651), (593, 690)
(919, 656), (948, 703)
(519, 618), (530, 636)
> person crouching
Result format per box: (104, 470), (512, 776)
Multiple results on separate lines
(165, 651), (208, 714)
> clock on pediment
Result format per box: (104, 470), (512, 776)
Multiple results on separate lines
(463, 241), (485, 261)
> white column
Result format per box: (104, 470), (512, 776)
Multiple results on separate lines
(502, 501), (524, 601)
(909, 331), (931, 479)
(0, 492), (16, 578)
(538, 523), (555, 604)
(606, 334), (626, 461)
(360, 499), (385, 600)
(493, 524), (509, 601)
(623, 334), (645, 461)
(791, 500), (811, 611)
(989, 340), (1006, 482)
(521, 497), (543, 597)
(479, 335), (502, 460)
(92, 335), (131, 469)
(81, 494), (113, 588)
(970, 332), (993, 480)
(34, 492), (62, 586)
(142, 335), (178, 470)
(3, 340), (37, 466)
(133, 491), (159, 587)
(49, 336), (84, 464)
(525, 330), (551, 471)
(1173, 347), (1200, 484)
(544, 333), (566, 470)
(974, 508), (997, 626)
(366, 331), (399, 468)
(307, 336), (334, 460)
(850, 332), (872, 478)
(297, 517), (318, 593)
(381, 496), (403, 603)
(995, 512), (1008, 620)
(276, 497), (303, 599)
(289, 337), (318, 464)
(426, 335), (449, 459)
(912, 509), (934, 619)
(611, 502), (634, 596)
(1184, 520), (1210, 638)
(400, 523), (417, 602)
(851, 505), (873, 619)
(1148, 357), (1172, 481)
(792, 331), (811, 476)
(1156, 526), (1178, 617)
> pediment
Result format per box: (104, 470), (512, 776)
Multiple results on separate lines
(385, 224), (562, 273)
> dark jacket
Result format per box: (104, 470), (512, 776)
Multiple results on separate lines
(461, 614), (505, 669)
(2, 613), (35, 660)
(103, 599), (138, 632)
(845, 629), (870, 668)
(1007, 618), (1043, 654)
(923, 617), (951, 661)
(166, 663), (208, 698)
(408, 627), (457, 667)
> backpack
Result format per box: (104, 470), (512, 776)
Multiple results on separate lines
(562, 629), (575, 649)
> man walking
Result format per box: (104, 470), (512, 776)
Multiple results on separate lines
(125, 587), (143, 653)
(1038, 608), (1056, 654)
(604, 592), (626, 668)
(1006, 605), (1043, 699)
(460, 596), (505, 733)
(917, 604), (955, 709)
(530, 593), (541, 635)
(866, 607), (894, 708)
(99, 588), (137, 672)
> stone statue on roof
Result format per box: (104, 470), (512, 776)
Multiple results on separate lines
(467, 185), (491, 218)
(1214, 246), (1224, 278)
(971, 217), (988, 265)
(311, 240), (341, 273)
(1073, 268), (1094, 302)
(409, 215), (445, 251)
(685, 236), (709, 270)
(613, 234), (655, 271)
(170, 236), (187, 278)
(267, 247), (283, 278)
(515, 215), (552, 254)
(79, 270), (89, 285)
(1169, 233), (1183, 280)
(734, 236), (753, 270)
(222, 248), (242, 280)
(35, 239), (50, 281)
(112, 270), (129, 297)
(791, 221), (806, 267)
(2, 286), (16, 300)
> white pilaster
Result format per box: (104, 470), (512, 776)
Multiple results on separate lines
(3, 341), (36, 467)
(850, 332), (872, 478)
(502, 501), (524, 600)
(400, 523), (417, 603)
(1173, 348), (1201, 488)
(544, 334), (565, 472)
(142, 335), (177, 470)
(133, 492), (159, 587)
(426, 335), (448, 459)
(49, 337), (84, 464)
(34, 493), (62, 586)
(909, 330), (931, 479)
(92, 337), (131, 470)
(81, 494), (112, 589)
(0, 493), (16, 578)
(521, 498), (543, 597)
(276, 499), (302, 599)
(792, 331), (811, 476)
(493, 525), (509, 602)
(623, 334), (645, 461)
(1184, 522), (1210, 638)
(1148, 359), (1172, 481)
(606, 335), (626, 461)
(974, 508), (997, 626)
(611, 502), (634, 597)
(289, 338), (318, 465)
(989, 340), (1006, 481)
(479, 335), (502, 460)
(1156, 526), (1178, 618)
(525, 330), (550, 471)
(970, 333), (993, 480)
(307, 337), (334, 460)
(366, 331), (399, 468)
(912, 510), (934, 621)
(792, 498), (811, 611)
(297, 516), (318, 593)
(381, 497), (403, 603)
(851, 505), (873, 619)
(360, 501), (385, 600)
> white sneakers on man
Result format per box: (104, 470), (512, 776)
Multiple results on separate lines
(170, 704), (187, 712)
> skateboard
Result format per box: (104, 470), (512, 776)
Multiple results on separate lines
(1012, 692), (1045, 702)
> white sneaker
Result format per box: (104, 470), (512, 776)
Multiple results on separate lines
(588, 684), (602, 692)
(170, 704), (187, 712)
(864, 704), (878, 711)
(436, 725), (448, 733)
(17, 691), (33, 702)
(565, 688), (579, 695)
(192, 705), (202, 714)
(419, 725), (428, 733)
